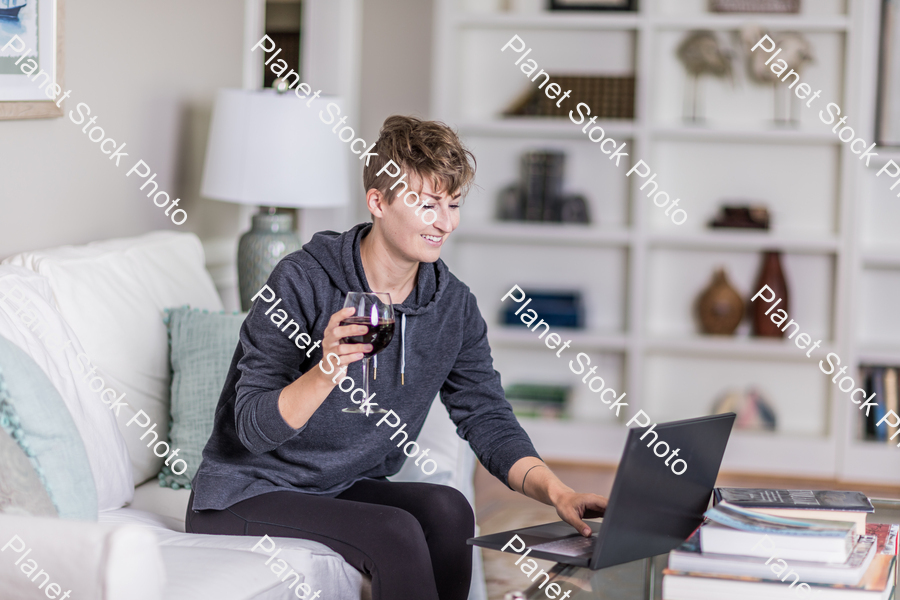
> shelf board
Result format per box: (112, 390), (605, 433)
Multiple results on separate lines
(862, 248), (900, 269)
(652, 125), (839, 144)
(457, 118), (636, 140)
(519, 418), (629, 463)
(842, 442), (900, 484)
(518, 417), (836, 474)
(646, 336), (833, 361)
(865, 148), (900, 167)
(453, 12), (849, 32)
(652, 15), (850, 32)
(648, 231), (841, 254)
(455, 222), (631, 247)
(489, 327), (628, 351)
(856, 344), (900, 366)
(722, 431), (835, 478)
(455, 12), (641, 31)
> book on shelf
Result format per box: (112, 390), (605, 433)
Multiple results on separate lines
(669, 527), (877, 585)
(701, 503), (857, 563)
(713, 488), (874, 532)
(885, 368), (899, 441)
(861, 366), (899, 442)
(663, 524), (899, 600)
(500, 291), (584, 329)
(504, 383), (569, 420)
(503, 75), (635, 120)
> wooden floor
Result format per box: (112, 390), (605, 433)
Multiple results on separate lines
(473, 461), (900, 600)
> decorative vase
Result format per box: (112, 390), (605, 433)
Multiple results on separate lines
(238, 212), (302, 311)
(751, 251), (789, 337)
(696, 268), (744, 335)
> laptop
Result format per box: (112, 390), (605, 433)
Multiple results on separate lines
(469, 413), (735, 570)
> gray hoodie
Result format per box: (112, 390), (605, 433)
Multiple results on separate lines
(191, 223), (540, 510)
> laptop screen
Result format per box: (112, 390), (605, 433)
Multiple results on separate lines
(590, 413), (735, 569)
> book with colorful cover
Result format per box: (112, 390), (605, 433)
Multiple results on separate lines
(701, 502), (857, 563)
(714, 489), (874, 512)
(669, 527), (877, 585)
(705, 502), (860, 535)
(713, 488), (874, 531)
(663, 524), (899, 600)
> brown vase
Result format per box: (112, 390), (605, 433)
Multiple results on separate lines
(696, 268), (744, 335)
(751, 251), (789, 338)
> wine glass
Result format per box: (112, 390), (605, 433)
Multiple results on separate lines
(340, 292), (395, 414)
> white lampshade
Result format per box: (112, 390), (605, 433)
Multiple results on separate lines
(201, 88), (351, 209)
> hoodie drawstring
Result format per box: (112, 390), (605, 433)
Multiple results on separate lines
(401, 313), (407, 385)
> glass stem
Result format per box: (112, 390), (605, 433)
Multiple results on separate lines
(363, 356), (370, 405)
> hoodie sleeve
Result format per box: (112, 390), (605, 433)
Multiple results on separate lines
(440, 290), (541, 488)
(233, 259), (318, 454)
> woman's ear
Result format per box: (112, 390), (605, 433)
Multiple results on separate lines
(366, 188), (388, 219)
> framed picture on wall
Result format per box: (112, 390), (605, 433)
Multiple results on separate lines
(0, 0), (65, 120)
(549, 0), (636, 11)
(877, 0), (900, 146)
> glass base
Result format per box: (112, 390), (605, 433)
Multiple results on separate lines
(342, 407), (389, 414)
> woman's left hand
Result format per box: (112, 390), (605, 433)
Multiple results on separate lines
(551, 491), (608, 537)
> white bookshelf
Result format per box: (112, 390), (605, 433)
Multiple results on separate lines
(433, 0), (900, 484)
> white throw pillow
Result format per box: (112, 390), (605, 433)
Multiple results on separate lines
(0, 267), (133, 512)
(4, 232), (224, 485)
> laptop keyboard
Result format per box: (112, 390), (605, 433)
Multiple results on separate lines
(530, 534), (597, 557)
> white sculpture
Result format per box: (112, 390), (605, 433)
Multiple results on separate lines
(741, 26), (815, 124)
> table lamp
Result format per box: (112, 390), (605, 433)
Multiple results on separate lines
(201, 88), (350, 310)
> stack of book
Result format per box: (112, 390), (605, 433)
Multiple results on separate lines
(663, 488), (898, 600)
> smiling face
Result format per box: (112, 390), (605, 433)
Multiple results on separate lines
(366, 171), (462, 265)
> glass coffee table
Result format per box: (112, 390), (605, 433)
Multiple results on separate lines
(504, 498), (900, 600)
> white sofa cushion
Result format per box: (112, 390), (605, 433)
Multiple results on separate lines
(0, 267), (133, 512)
(0, 512), (165, 600)
(130, 480), (192, 531)
(100, 508), (366, 600)
(4, 232), (224, 485)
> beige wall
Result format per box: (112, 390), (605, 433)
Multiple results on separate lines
(0, 0), (246, 258)
(0, 0), (436, 261)
(359, 0), (434, 161)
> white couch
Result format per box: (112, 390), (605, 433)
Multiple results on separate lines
(0, 231), (487, 600)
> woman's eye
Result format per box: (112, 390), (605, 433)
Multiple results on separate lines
(421, 205), (435, 210)
(450, 204), (460, 209)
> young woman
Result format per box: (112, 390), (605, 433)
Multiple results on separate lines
(187, 116), (607, 600)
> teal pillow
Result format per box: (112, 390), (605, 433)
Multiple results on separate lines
(0, 402), (58, 517)
(0, 336), (98, 520)
(161, 307), (246, 489)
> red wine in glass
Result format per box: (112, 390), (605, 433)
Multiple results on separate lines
(339, 292), (394, 414)
(339, 317), (395, 357)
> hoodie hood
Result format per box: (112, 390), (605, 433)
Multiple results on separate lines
(302, 222), (449, 317)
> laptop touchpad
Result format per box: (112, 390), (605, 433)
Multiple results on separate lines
(530, 534), (598, 557)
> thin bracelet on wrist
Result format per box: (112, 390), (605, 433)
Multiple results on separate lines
(521, 464), (546, 498)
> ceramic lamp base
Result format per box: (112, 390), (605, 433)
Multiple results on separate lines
(238, 211), (302, 311)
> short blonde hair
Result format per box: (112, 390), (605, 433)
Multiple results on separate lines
(363, 116), (476, 203)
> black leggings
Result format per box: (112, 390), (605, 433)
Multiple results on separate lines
(186, 479), (474, 600)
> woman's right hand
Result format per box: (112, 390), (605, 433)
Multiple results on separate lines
(318, 307), (372, 378)
(279, 307), (373, 428)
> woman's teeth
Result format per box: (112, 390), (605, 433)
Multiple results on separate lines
(422, 235), (442, 242)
